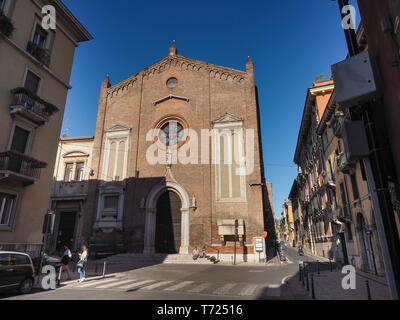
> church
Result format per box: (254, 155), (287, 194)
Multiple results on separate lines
(59, 42), (275, 262)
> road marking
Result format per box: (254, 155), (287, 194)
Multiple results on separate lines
(186, 282), (212, 293)
(213, 283), (237, 295)
(163, 281), (194, 292)
(96, 279), (137, 289)
(138, 281), (173, 291)
(238, 284), (258, 296)
(77, 278), (121, 288)
(120, 280), (155, 290)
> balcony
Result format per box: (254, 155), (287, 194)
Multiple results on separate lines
(337, 152), (356, 174)
(0, 150), (47, 186)
(51, 180), (89, 200)
(26, 41), (51, 67)
(9, 88), (58, 126)
(333, 116), (345, 137)
(0, 11), (14, 37)
(323, 174), (336, 188)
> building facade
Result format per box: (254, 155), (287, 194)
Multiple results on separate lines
(0, 0), (92, 258)
(47, 135), (94, 254)
(54, 42), (275, 262)
(289, 74), (385, 275)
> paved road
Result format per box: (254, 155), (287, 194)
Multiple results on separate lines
(2, 247), (312, 300)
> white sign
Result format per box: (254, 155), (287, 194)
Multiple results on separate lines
(255, 238), (264, 252)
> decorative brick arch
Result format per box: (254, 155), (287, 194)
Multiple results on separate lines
(143, 181), (190, 254)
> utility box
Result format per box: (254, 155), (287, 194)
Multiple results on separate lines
(332, 51), (380, 108)
(342, 120), (370, 160)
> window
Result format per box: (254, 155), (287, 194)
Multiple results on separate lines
(360, 161), (367, 181)
(0, 192), (16, 226)
(10, 254), (30, 265)
(166, 77), (178, 88)
(158, 121), (184, 146)
(64, 163), (73, 182)
(24, 70), (41, 94)
(103, 129), (130, 182)
(102, 195), (119, 219)
(346, 223), (353, 240)
(32, 24), (48, 49)
(0, 0), (5, 11)
(75, 162), (85, 181)
(10, 126), (29, 154)
(214, 126), (246, 202)
(339, 182), (349, 216)
(350, 174), (360, 200)
(0, 253), (10, 266)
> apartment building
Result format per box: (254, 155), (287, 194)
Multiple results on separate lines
(0, 0), (92, 258)
(47, 135), (94, 254)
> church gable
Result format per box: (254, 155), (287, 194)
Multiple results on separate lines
(106, 41), (247, 99)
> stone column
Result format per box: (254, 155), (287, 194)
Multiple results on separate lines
(144, 208), (156, 254)
(179, 208), (190, 254)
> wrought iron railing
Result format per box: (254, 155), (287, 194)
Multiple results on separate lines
(27, 41), (51, 66)
(0, 10), (14, 37)
(0, 150), (46, 180)
(11, 91), (51, 121)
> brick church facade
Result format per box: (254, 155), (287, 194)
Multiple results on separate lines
(77, 42), (275, 262)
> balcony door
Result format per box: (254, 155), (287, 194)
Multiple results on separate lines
(9, 126), (30, 174)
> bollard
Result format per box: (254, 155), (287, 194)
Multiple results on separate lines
(311, 274), (316, 300)
(299, 264), (302, 281)
(57, 267), (62, 287)
(366, 280), (372, 300)
(306, 272), (309, 291)
(102, 262), (106, 278)
(330, 259), (333, 272)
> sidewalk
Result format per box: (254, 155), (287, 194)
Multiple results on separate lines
(282, 247), (391, 300)
(283, 265), (391, 300)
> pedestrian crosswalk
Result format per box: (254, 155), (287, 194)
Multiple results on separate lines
(62, 276), (281, 297)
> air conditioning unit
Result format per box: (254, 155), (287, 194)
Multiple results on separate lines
(331, 51), (380, 108)
(341, 120), (370, 161)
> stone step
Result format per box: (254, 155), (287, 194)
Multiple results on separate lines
(101, 253), (217, 264)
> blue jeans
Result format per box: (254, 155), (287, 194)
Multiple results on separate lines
(78, 267), (85, 280)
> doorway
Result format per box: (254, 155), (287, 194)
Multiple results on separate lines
(56, 211), (77, 253)
(155, 190), (181, 253)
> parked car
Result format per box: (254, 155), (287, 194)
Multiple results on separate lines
(0, 251), (35, 294)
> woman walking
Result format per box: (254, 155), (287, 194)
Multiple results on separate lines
(77, 245), (88, 283)
(61, 245), (72, 280)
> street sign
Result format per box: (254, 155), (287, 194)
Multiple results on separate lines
(255, 238), (264, 252)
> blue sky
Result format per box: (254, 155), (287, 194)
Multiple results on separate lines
(62, 0), (359, 217)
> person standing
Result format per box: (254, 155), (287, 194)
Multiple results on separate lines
(77, 245), (88, 282)
(61, 245), (72, 280)
(193, 247), (199, 260)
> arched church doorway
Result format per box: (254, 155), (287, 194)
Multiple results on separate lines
(155, 190), (182, 253)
